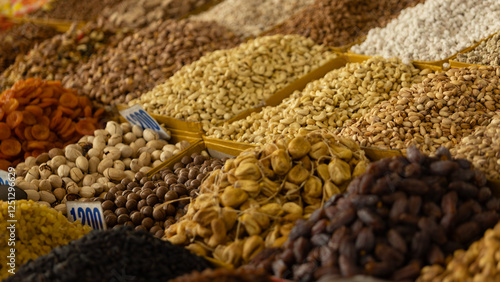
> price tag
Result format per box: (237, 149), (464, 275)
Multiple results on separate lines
(67, 201), (107, 230)
(119, 104), (170, 139)
(0, 170), (10, 185)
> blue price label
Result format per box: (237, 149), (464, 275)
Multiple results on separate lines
(66, 201), (107, 230)
(119, 104), (170, 139)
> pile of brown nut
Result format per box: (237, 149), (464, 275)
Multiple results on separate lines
(451, 113), (500, 180)
(134, 35), (337, 131)
(102, 0), (212, 29)
(15, 121), (190, 213)
(248, 146), (500, 281)
(102, 152), (227, 238)
(339, 66), (500, 154)
(164, 130), (368, 267)
(0, 19), (126, 91)
(268, 0), (425, 47)
(208, 57), (430, 144)
(62, 18), (242, 105)
(0, 23), (59, 73)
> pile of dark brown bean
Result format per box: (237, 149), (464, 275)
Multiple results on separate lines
(268, 0), (424, 47)
(248, 146), (500, 281)
(101, 153), (227, 238)
(62, 18), (242, 105)
(0, 23), (59, 72)
(6, 226), (212, 282)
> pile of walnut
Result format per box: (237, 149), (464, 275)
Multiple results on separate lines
(164, 130), (368, 266)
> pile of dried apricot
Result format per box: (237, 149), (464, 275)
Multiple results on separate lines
(0, 78), (103, 170)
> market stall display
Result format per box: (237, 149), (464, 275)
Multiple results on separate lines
(102, 151), (227, 238)
(339, 66), (500, 154)
(207, 56), (432, 144)
(0, 78), (103, 170)
(0, 200), (91, 280)
(351, 0), (500, 63)
(62, 18), (242, 105)
(14, 121), (191, 212)
(165, 131), (369, 267)
(0, 22), (59, 73)
(5, 226), (212, 282)
(133, 35), (338, 131)
(247, 146), (500, 281)
(1, 0), (500, 281)
(190, 0), (315, 38)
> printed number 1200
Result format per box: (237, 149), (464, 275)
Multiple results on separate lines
(69, 207), (104, 230)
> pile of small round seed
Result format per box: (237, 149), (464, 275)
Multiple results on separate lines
(133, 34), (337, 131)
(102, 152), (227, 238)
(5, 226), (212, 282)
(351, 0), (500, 64)
(456, 33), (500, 66)
(339, 66), (500, 154)
(62, 18), (242, 105)
(451, 113), (500, 180)
(208, 57), (430, 144)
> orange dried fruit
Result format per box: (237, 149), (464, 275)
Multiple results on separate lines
(93, 108), (105, 119)
(39, 87), (54, 99)
(31, 124), (50, 141)
(0, 138), (21, 157)
(6, 111), (23, 129)
(76, 119), (96, 136)
(0, 108), (4, 120)
(2, 98), (19, 114)
(27, 140), (48, 150)
(38, 98), (58, 108)
(24, 126), (34, 140)
(60, 122), (76, 139)
(70, 107), (82, 120)
(14, 124), (26, 141)
(79, 96), (92, 108)
(84, 106), (92, 117)
(0, 123), (11, 140)
(57, 117), (71, 132)
(40, 116), (50, 128)
(25, 105), (43, 117)
(58, 105), (74, 115)
(50, 109), (63, 130)
(31, 149), (45, 158)
(59, 92), (78, 108)
(22, 111), (37, 125)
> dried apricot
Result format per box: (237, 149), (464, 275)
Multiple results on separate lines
(40, 116), (50, 128)
(31, 149), (45, 158)
(0, 138), (22, 157)
(50, 109), (63, 130)
(0, 122), (11, 140)
(58, 105), (74, 115)
(79, 96), (92, 108)
(76, 119), (96, 136)
(59, 92), (79, 108)
(38, 98), (58, 108)
(84, 106), (92, 117)
(27, 140), (48, 150)
(60, 122), (76, 140)
(0, 108), (4, 120)
(31, 124), (50, 141)
(6, 111), (23, 129)
(39, 87), (54, 99)
(24, 105), (43, 117)
(2, 98), (19, 114)
(14, 124), (26, 141)
(70, 108), (82, 120)
(93, 108), (105, 119)
(24, 126), (34, 140)
(22, 111), (37, 125)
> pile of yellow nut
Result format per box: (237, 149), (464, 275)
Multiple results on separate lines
(164, 130), (368, 266)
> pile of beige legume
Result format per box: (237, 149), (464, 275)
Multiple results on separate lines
(451, 113), (500, 180)
(190, 0), (315, 38)
(456, 33), (500, 66)
(132, 35), (338, 131)
(207, 57), (431, 144)
(339, 66), (500, 154)
(0, 200), (91, 280)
